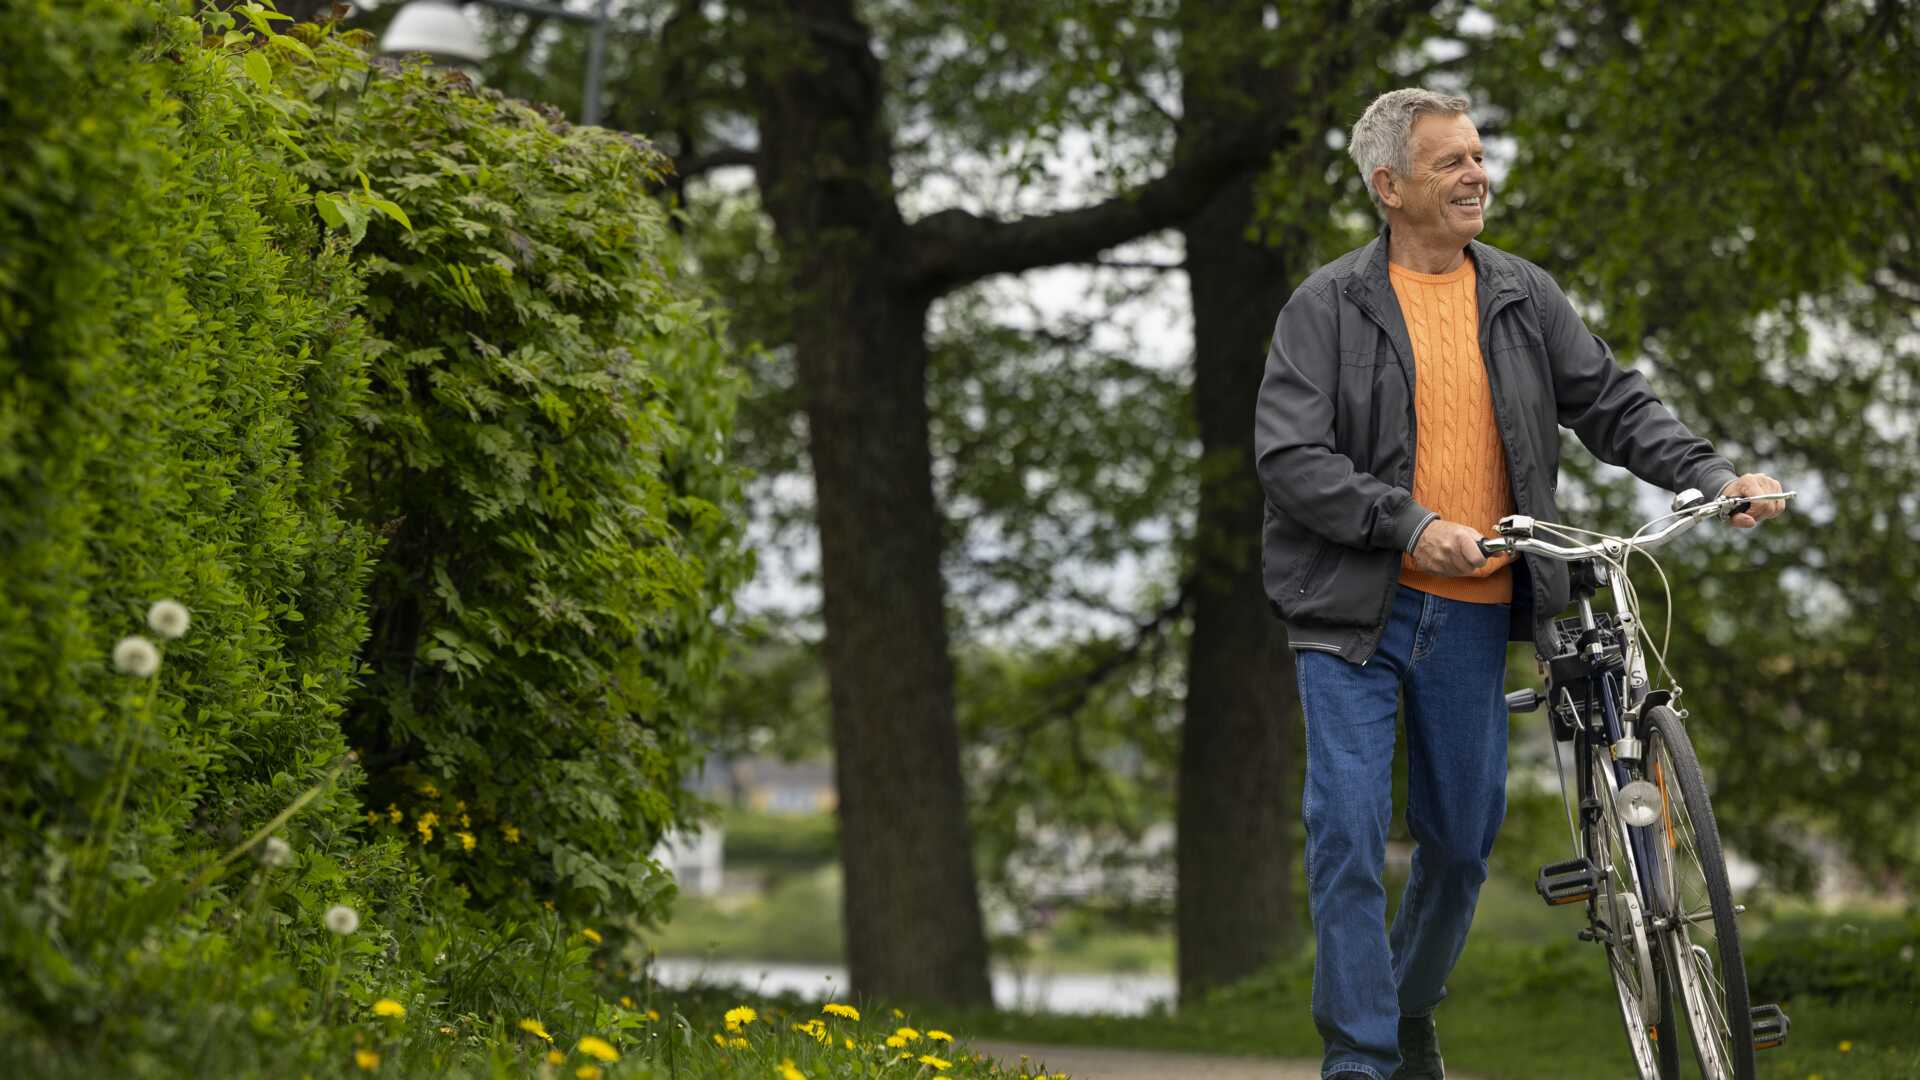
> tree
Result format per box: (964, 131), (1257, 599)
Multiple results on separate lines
(1472, 0), (1920, 882)
(729, 0), (1308, 1004)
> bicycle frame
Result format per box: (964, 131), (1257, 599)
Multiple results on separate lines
(1551, 567), (1670, 920)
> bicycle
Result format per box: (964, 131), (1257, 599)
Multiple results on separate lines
(1479, 487), (1795, 1080)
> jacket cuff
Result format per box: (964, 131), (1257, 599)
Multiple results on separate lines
(1694, 465), (1740, 502)
(1390, 501), (1439, 554)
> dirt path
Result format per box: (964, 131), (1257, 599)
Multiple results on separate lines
(972, 1039), (1488, 1079)
(972, 1039), (1328, 1079)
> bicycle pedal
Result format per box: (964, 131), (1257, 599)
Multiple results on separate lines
(1751, 1003), (1790, 1050)
(1536, 857), (1599, 906)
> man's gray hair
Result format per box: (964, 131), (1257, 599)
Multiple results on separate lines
(1349, 88), (1472, 211)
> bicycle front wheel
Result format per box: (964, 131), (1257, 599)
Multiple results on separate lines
(1643, 705), (1754, 1079)
(1588, 741), (1676, 1079)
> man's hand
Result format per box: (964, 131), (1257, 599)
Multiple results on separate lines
(1411, 520), (1492, 577)
(1717, 473), (1786, 529)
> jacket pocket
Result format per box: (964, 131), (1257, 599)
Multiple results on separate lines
(1295, 540), (1333, 596)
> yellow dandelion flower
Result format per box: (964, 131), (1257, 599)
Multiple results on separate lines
(844, 1036), (854, 1050)
(353, 1048), (380, 1070)
(822, 1002), (860, 1021)
(892, 1008), (905, 1019)
(387, 803), (403, 824)
(416, 811), (438, 843)
(420, 781), (439, 798)
(646, 1008), (660, 1021)
(457, 830), (476, 851)
(542, 899), (556, 912)
(455, 799), (467, 812)
(517, 1018), (553, 1042)
(917, 1055), (951, 1070)
(894, 1026), (921, 1041)
(619, 995), (634, 1008)
(724, 1005), (757, 1031)
(437, 1026), (455, 1036)
(729, 1037), (749, 1048)
(575, 1067), (602, 1080)
(713, 1033), (727, 1047)
(502, 823), (521, 844)
(896, 1052), (914, 1061)
(885, 1035), (908, 1048)
(576, 1036), (618, 1062)
(777, 1059), (808, 1080)
(581, 927), (602, 945)
(1839, 1041), (1854, 1052)
(927, 1030), (953, 1043)
(545, 1050), (565, 1065)
(371, 998), (406, 1018)
(364, 810), (380, 825)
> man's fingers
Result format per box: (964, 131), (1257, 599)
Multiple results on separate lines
(1732, 513), (1757, 529)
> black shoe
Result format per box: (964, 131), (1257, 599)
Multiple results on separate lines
(1390, 1013), (1445, 1080)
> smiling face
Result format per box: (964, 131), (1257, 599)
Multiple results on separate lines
(1376, 112), (1489, 247)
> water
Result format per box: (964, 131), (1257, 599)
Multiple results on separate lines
(649, 957), (1175, 1016)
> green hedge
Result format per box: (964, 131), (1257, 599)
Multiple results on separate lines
(0, 1), (745, 1073)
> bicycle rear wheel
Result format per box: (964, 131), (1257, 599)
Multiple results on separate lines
(1643, 705), (1754, 1080)
(1588, 742), (1677, 1079)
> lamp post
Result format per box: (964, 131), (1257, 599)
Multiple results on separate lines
(378, 0), (614, 126)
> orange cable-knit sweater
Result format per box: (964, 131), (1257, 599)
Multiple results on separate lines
(1389, 258), (1515, 605)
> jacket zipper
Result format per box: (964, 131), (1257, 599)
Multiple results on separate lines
(1350, 286), (1413, 663)
(1478, 288), (1538, 619)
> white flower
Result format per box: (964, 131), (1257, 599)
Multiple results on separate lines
(147, 599), (191, 639)
(112, 636), (160, 677)
(324, 904), (360, 935)
(261, 836), (293, 868)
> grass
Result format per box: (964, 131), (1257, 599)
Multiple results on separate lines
(944, 937), (1920, 1079)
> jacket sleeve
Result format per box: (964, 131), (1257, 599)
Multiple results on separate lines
(1253, 280), (1436, 552)
(1535, 269), (1738, 500)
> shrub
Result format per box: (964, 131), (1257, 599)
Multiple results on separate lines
(0, 0), (746, 1073)
(289, 25), (749, 926)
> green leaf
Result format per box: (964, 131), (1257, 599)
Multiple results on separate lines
(368, 198), (413, 232)
(314, 192), (346, 230)
(243, 49), (272, 92)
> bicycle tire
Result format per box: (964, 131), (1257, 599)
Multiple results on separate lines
(1588, 741), (1678, 1079)
(1642, 705), (1755, 1079)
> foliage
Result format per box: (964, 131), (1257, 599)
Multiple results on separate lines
(0, 0), (401, 1069)
(288, 25), (749, 926)
(1746, 911), (1920, 1003)
(1472, 0), (1920, 883)
(1, 0), (747, 1074)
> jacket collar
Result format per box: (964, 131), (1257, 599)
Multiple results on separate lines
(1342, 223), (1525, 308)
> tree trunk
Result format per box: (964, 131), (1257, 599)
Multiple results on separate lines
(1173, 0), (1305, 999)
(743, 0), (993, 1008)
(1175, 165), (1304, 1000)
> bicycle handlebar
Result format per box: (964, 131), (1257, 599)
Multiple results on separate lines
(1475, 490), (1796, 562)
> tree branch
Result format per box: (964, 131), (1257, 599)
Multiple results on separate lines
(675, 144), (758, 179)
(905, 128), (1293, 296)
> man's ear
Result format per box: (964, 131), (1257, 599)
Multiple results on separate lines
(1371, 166), (1399, 209)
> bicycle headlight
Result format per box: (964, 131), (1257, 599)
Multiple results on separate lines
(1618, 780), (1662, 828)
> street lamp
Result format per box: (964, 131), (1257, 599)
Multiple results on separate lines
(376, 0), (614, 126)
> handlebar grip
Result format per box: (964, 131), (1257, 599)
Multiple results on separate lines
(1729, 498), (1752, 517)
(1478, 537), (1509, 557)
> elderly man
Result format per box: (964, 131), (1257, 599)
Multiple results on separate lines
(1253, 88), (1782, 1080)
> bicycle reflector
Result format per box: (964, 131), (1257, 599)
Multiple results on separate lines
(1618, 780), (1662, 827)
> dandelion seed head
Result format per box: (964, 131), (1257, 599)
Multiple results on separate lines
(112, 635), (160, 677)
(261, 836), (292, 868)
(324, 904), (360, 935)
(147, 599), (190, 639)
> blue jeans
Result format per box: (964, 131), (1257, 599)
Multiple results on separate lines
(1297, 585), (1511, 1080)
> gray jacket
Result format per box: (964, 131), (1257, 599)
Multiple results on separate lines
(1253, 228), (1736, 662)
